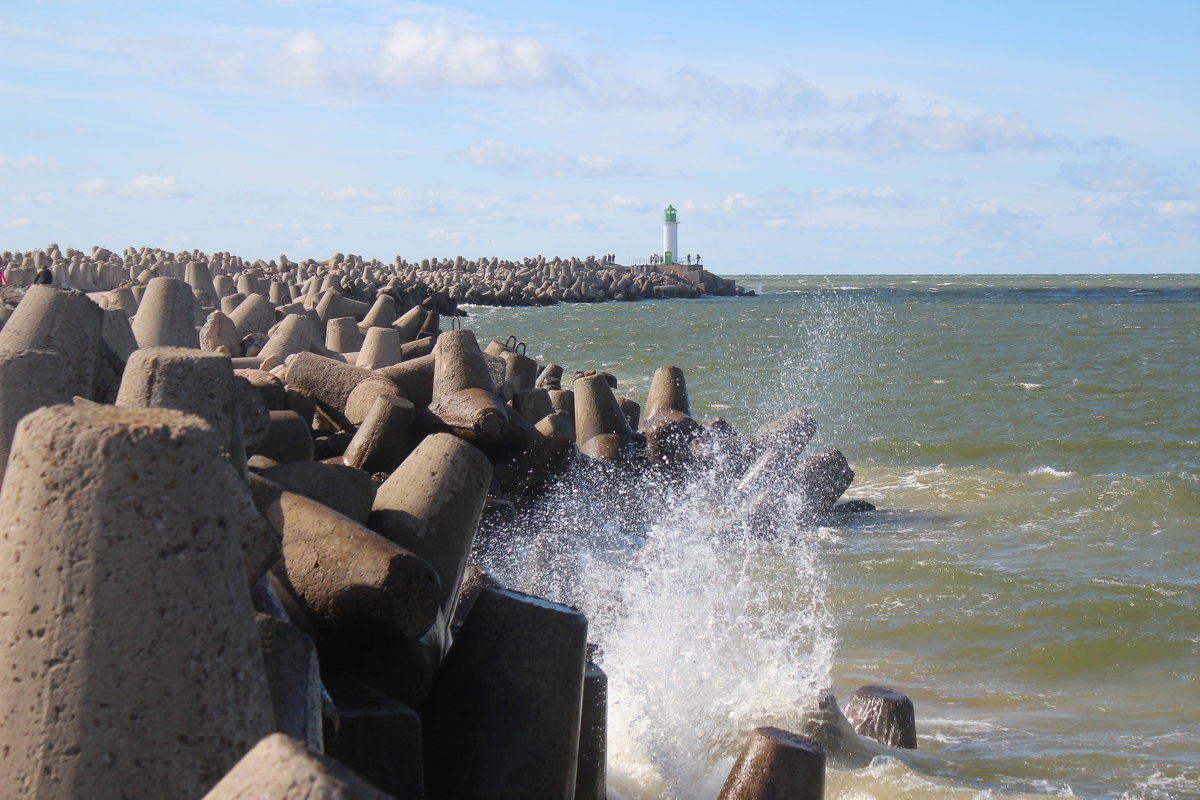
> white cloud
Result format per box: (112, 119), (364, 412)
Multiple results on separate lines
(609, 194), (646, 211)
(78, 175), (183, 199)
(15, 192), (55, 203)
(555, 213), (585, 225)
(464, 139), (522, 169)
(2, 217), (32, 228)
(786, 110), (1058, 158)
(941, 198), (1041, 228)
(425, 227), (465, 243)
(595, 70), (895, 121)
(812, 186), (928, 207)
(119, 175), (182, 200)
(542, 154), (618, 177)
(1091, 232), (1120, 248)
(1059, 159), (1172, 192)
(0, 154), (51, 171)
(723, 192), (752, 212)
(925, 235), (947, 244)
(462, 139), (638, 178)
(268, 31), (330, 90)
(322, 187), (444, 215)
(1074, 185), (1200, 233)
(1156, 200), (1199, 221)
(376, 20), (574, 88)
(79, 178), (110, 196)
(323, 187), (376, 202)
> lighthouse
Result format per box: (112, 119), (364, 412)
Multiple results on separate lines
(662, 205), (679, 265)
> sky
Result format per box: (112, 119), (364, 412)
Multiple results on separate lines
(1, 0), (1197, 273)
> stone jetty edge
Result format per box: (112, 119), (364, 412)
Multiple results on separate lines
(0, 245), (924, 800)
(0, 243), (753, 312)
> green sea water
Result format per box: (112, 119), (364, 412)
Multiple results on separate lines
(461, 274), (1199, 800)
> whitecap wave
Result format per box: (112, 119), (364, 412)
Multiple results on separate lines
(1026, 466), (1074, 477)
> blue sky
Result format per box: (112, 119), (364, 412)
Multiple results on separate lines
(1, 1), (1197, 273)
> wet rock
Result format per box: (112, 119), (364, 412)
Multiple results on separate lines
(844, 684), (918, 749)
(717, 726), (825, 800)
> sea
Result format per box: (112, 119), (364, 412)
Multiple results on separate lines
(459, 274), (1199, 800)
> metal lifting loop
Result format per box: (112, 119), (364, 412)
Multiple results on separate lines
(516, 342), (527, 356)
(451, 315), (462, 330)
(504, 334), (518, 351)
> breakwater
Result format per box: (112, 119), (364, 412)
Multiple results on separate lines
(0, 244), (751, 313)
(0, 266), (881, 800)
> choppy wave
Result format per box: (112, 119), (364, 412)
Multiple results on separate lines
(463, 274), (1200, 800)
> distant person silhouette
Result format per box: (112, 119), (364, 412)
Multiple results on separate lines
(33, 266), (53, 285)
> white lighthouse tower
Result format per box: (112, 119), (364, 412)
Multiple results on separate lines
(662, 204), (679, 265)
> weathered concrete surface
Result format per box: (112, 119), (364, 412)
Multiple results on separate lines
(0, 405), (275, 799)
(201, 733), (394, 800)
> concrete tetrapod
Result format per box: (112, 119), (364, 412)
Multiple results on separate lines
(356, 327), (403, 369)
(285, 352), (376, 427)
(512, 388), (555, 425)
(369, 432), (493, 619)
(750, 407), (817, 458)
(323, 676), (423, 800)
(575, 656), (609, 800)
(573, 373), (634, 463)
(115, 346), (237, 450)
(536, 362), (563, 390)
(0, 350), (74, 487)
(428, 329), (512, 448)
(491, 412), (576, 500)
(100, 307), (139, 362)
(643, 365), (691, 420)
(796, 448), (855, 518)
(228, 293), (277, 339)
(0, 405), (275, 799)
(391, 305), (425, 342)
(256, 613), (324, 752)
(0, 284), (103, 397)
(326, 316), (364, 354)
(257, 313), (320, 363)
(200, 309), (241, 354)
(201, 733), (393, 800)
(258, 461), (378, 526)
(639, 366), (700, 471)
(844, 685), (918, 749)
(343, 394), (415, 475)
(360, 293), (397, 329)
(249, 410), (314, 464)
(422, 588), (588, 800)
(315, 290), (370, 323)
(343, 375), (406, 427)
(717, 727), (826, 800)
(131, 276), (201, 348)
(250, 478), (442, 648)
(375, 353), (435, 408)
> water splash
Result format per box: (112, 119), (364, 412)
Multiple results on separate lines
(474, 449), (837, 799)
